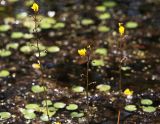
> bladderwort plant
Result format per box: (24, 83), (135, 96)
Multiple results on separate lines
(31, 2), (50, 121)
(78, 45), (92, 123)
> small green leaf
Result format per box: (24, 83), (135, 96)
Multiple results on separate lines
(47, 46), (60, 53)
(81, 19), (94, 26)
(40, 114), (49, 122)
(53, 22), (65, 29)
(125, 21), (138, 29)
(70, 112), (84, 118)
(19, 108), (36, 120)
(6, 43), (19, 50)
(96, 84), (111, 92)
(25, 104), (40, 111)
(72, 86), (84, 93)
(95, 6), (106, 12)
(97, 25), (110, 32)
(42, 100), (52, 106)
(124, 105), (137, 112)
(66, 104), (78, 111)
(31, 85), (46, 93)
(0, 25), (11, 32)
(20, 45), (33, 54)
(142, 106), (156, 113)
(98, 13), (111, 20)
(103, 1), (117, 8)
(91, 59), (105, 66)
(0, 70), (10, 77)
(95, 48), (107, 56)
(11, 32), (24, 39)
(141, 99), (153, 105)
(54, 102), (66, 109)
(0, 112), (11, 120)
(0, 49), (12, 57)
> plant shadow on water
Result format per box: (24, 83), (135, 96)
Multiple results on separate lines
(0, 0), (160, 124)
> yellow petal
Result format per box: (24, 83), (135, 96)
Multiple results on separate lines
(31, 3), (39, 12)
(124, 88), (133, 96)
(78, 48), (87, 56)
(32, 63), (40, 69)
(118, 23), (125, 36)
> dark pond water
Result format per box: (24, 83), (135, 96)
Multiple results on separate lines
(0, 0), (160, 123)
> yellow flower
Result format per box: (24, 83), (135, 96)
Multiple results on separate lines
(118, 23), (125, 36)
(78, 48), (87, 56)
(31, 3), (39, 12)
(54, 122), (61, 124)
(32, 63), (40, 69)
(124, 88), (133, 96)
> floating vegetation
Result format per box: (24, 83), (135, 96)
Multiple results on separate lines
(0, 25), (11, 32)
(54, 102), (66, 109)
(70, 112), (84, 118)
(91, 59), (105, 66)
(31, 85), (47, 93)
(81, 18), (94, 26)
(47, 46), (60, 53)
(98, 13), (111, 20)
(103, 1), (117, 8)
(72, 86), (84, 93)
(0, 49), (12, 57)
(0, 112), (11, 120)
(0, 70), (10, 78)
(42, 100), (52, 106)
(6, 43), (19, 50)
(125, 21), (138, 29)
(96, 84), (111, 92)
(53, 22), (65, 29)
(97, 25), (110, 32)
(66, 104), (78, 111)
(124, 105), (137, 112)
(95, 5), (106, 12)
(20, 45), (33, 54)
(40, 114), (49, 121)
(142, 106), (156, 113)
(25, 104), (40, 111)
(23, 33), (34, 39)
(11, 32), (24, 39)
(141, 99), (153, 105)
(19, 108), (36, 120)
(95, 48), (107, 56)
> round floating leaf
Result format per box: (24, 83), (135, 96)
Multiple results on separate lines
(16, 12), (28, 19)
(141, 99), (153, 105)
(25, 104), (40, 111)
(70, 112), (84, 118)
(53, 22), (65, 29)
(40, 17), (56, 25)
(6, 43), (19, 50)
(0, 112), (11, 120)
(66, 104), (78, 111)
(0, 25), (11, 32)
(11, 32), (24, 39)
(40, 23), (52, 29)
(121, 66), (131, 71)
(125, 21), (138, 29)
(81, 19), (94, 26)
(0, 49), (12, 57)
(96, 84), (111, 92)
(72, 86), (84, 93)
(42, 100), (52, 106)
(95, 48), (107, 56)
(91, 59), (105, 66)
(0, 70), (10, 77)
(54, 102), (66, 109)
(31, 85), (46, 93)
(20, 108), (36, 120)
(20, 45), (33, 54)
(47, 46), (60, 53)
(97, 25), (110, 32)
(124, 105), (137, 112)
(40, 114), (49, 122)
(142, 106), (156, 113)
(34, 51), (47, 57)
(23, 33), (34, 39)
(98, 13), (111, 20)
(103, 1), (117, 8)
(96, 5), (106, 12)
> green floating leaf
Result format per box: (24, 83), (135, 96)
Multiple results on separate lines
(95, 48), (107, 56)
(42, 100), (52, 106)
(11, 32), (24, 39)
(19, 108), (36, 120)
(54, 102), (66, 109)
(142, 106), (156, 113)
(72, 86), (84, 93)
(141, 99), (153, 105)
(66, 104), (78, 111)
(81, 19), (94, 26)
(0, 25), (11, 32)
(0, 70), (10, 77)
(0, 49), (12, 57)
(124, 105), (137, 112)
(7, 0), (18, 3)
(47, 46), (60, 53)
(97, 25), (110, 32)
(95, 5), (106, 12)
(25, 104), (40, 111)
(125, 21), (138, 29)
(70, 112), (84, 118)
(53, 22), (65, 29)
(0, 112), (11, 120)
(23, 33), (34, 39)
(91, 59), (105, 66)
(6, 43), (19, 50)
(103, 1), (117, 8)
(16, 12), (28, 19)
(121, 66), (131, 71)
(40, 23), (52, 29)
(31, 85), (46, 93)
(40, 114), (49, 122)
(20, 45), (33, 54)
(40, 17), (56, 25)
(96, 84), (111, 92)
(34, 51), (47, 57)
(98, 13), (111, 20)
